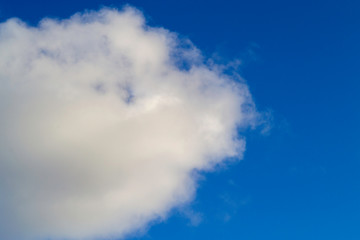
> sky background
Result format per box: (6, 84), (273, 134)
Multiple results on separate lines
(0, 0), (359, 239)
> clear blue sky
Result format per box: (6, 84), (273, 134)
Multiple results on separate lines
(1, 0), (359, 239)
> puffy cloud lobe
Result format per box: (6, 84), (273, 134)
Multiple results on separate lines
(0, 7), (257, 240)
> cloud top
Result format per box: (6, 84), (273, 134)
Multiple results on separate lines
(0, 7), (257, 240)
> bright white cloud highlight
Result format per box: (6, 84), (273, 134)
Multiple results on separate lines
(0, 7), (258, 240)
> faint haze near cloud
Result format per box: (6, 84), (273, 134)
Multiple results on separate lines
(0, 6), (260, 240)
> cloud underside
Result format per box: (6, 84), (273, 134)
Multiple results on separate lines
(0, 7), (257, 240)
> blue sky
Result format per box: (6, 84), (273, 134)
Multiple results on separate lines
(0, 0), (359, 239)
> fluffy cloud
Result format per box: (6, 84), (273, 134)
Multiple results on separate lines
(0, 7), (258, 240)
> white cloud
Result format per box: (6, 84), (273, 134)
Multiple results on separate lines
(0, 7), (258, 240)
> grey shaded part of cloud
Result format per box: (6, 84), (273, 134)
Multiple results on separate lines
(0, 7), (259, 240)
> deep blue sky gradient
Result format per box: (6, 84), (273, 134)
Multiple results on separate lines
(1, 0), (359, 239)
